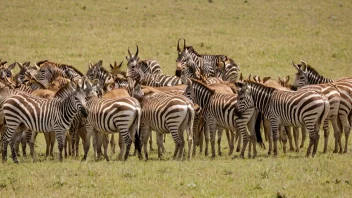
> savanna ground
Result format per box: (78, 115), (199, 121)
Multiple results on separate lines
(1, 0), (352, 197)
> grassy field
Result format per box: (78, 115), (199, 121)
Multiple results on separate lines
(1, 0), (352, 197)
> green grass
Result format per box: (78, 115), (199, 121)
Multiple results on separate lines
(1, 0), (352, 197)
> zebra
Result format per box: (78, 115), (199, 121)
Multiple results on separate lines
(235, 80), (330, 157)
(291, 60), (352, 152)
(134, 92), (195, 160)
(81, 86), (141, 161)
(126, 45), (162, 77)
(176, 38), (239, 83)
(0, 62), (16, 84)
(2, 83), (88, 163)
(14, 62), (39, 85)
(184, 79), (261, 158)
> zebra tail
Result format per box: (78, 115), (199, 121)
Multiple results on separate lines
(320, 96), (330, 127)
(255, 112), (265, 149)
(133, 108), (142, 157)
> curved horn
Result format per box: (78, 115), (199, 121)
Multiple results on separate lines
(135, 45), (139, 58)
(118, 61), (123, 68)
(128, 48), (132, 58)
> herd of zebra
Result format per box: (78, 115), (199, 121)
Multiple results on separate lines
(0, 38), (351, 163)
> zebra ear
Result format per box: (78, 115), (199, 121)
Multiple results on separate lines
(235, 82), (244, 89)
(300, 60), (307, 72)
(292, 61), (300, 71)
(7, 63), (16, 70)
(253, 75), (259, 83)
(23, 62), (30, 67)
(89, 61), (93, 69)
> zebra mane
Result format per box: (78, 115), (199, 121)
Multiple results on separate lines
(185, 46), (201, 57)
(36, 60), (49, 66)
(54, 82), (75, 98)
(59, 64), (84, 77)
(245, 80), (276, 93)
(191, 78), (216, 95)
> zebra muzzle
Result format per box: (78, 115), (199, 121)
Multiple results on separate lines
(80, 107), (89, 118)
(175, 69), (182, 77)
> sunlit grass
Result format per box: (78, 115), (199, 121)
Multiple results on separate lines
(1, 0), (352, 197)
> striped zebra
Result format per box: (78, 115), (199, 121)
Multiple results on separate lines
(2, 83), (88, 163)
(176, 38), (239, 83)
(126, 45), (162, 77)
(184, 79), (260, 158)
(14, 62), (39, 85)
(81, 88), (141, 161)
(235, 81), (330, 157)
(0, 62), (16, 84)
(291, 60), (352, 152)
(136, 92), (195, 160)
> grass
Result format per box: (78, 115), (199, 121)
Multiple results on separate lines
(1, 0), (352, 197)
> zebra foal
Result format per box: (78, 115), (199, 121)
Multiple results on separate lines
(235, 81), (330, 157)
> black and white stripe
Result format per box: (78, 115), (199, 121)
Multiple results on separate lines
(235, 81), (330, 157)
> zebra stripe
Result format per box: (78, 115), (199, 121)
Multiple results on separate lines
(2, 86), (88, 163)
(126, 45), (162, 79)
(292, 60), (352, 153)
(236, 81), (330, 157)
(139, 93), (194, 160)
(82, 96), (141, 161)
(185, 79), (258, 158)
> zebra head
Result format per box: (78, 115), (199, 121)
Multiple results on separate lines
(216, 57), (239, 83)
(235, 81), (254, 113)
(14, 62), (32, 84)
(291, 60), (309, 90)
(0, 62), (16, 85)
(73, 83), (89, 118)
(126, 46), (141, 80)
(176, 48), (199, 78)
(86, 60), (103, 81)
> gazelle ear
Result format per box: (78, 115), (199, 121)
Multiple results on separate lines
(284, 75), (290, 83)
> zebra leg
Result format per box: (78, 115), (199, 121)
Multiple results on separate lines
(285, 126), (294, 152)
(156, 132), (164, 159)
(2, 126), (19, 163)
(13, 131), (21, 157)
(102, 134), (109, 161)
(29, 131), (37, 162)
(300, 127), (307, 149)
(49, 132), (56, 158)
(140, 125), (150, 161)
(209, 122), (217, 158)
(312, 125), (321, 157)
(264, 119), (272, 155)
(226, 130), (234, 155)
(330, 115), (341, 153)
(323, 119), (330, 153)
(117, 133), (124, 160)
(110, 134), (116, 155)
(77, 125), (86, 157)
(280, 125), (287, 154)
(44, 132), (50, 159)
(149, 131), (154, 151)
(95, 133), (104, 161)
(204, 123), (210, 156)
(177, 130), (185, 161)
(82, 126), (93, 161)
(21, 132), (28, 157)
(199, 126), (204, 154)
(236, 129), (241, 152)
(122, 131), (132, 161)
(217, 127), (223, 156)
(293, 127), (300, 152)
(55, 130), (65, 162)
(343, 115), (351, 153)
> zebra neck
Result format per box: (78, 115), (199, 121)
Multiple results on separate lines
(307, 71), (334, 84)
(250, 85), (274, 113)
(59, 96), (79, 126)
(193, 85), (213, 108)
